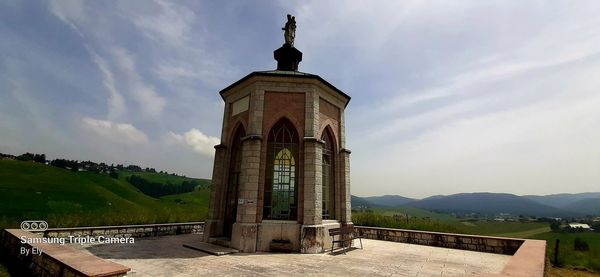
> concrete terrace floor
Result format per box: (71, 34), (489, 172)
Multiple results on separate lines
(77, 234), (511, 277)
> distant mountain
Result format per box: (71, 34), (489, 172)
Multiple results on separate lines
(362, 195), (416, 207)
(351, 195), (380, 208)
(563, 198), (600, 215)
(523, 192), (600, 208)
(352, 192), (598, 216)
(421, 195), (446, 201)
(405, 192), (579, 217)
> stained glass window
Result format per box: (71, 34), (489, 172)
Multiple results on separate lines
(264, 119), (298, 220)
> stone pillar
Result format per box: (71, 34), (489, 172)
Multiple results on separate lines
(339, 149), (352, 224)
(231, 137), (261, 252)
(300, 90), (325, 253)
(203, 144), (227, 242)
(301, 138), (325, 253)
(302, 139), (322, 225)
(231, 89), (264, 252)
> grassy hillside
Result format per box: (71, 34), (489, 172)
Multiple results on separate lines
(118, 171), (210, 188)
(0, 160), (210, 229)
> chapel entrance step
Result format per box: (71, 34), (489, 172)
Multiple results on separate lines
(183, 241), (239, 256)
(208, 237), (232, 248)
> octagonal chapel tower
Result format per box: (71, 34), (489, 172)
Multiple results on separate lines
(203, 15), (352, 254)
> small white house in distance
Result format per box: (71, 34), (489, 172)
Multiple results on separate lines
(568, 223), (591, 229)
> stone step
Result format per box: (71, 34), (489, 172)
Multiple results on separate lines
(183, 241), (239, 256)
(208, 237), (232, 248)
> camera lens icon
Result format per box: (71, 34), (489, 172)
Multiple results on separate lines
(20, 220), (48, 231)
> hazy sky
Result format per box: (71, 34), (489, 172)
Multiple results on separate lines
(1, 1), (599, 198)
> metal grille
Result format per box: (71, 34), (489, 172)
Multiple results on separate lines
(321, 130), (335, 219)
(264, 120), (298, 220)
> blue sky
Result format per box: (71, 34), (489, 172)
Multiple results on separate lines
(1, 1), (599, 198)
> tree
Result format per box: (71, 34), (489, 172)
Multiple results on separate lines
(550, 221), (561, 231)
(109, 171), (119, 179)
(574, 237), (589, 251)
(33, 154), (46, 163)
(16, 152), (35, 161)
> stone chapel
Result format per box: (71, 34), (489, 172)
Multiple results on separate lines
(203, 14), (352, 253)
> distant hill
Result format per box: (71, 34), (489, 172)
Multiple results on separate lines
(353, 192), (597, 217)
(405, 192), (579, 217)
(362, 195), (416, 207)
(421, 195), (446, 201)
(523, 192), (600, 208)
(0, 159), (210, 228)
(351, 195), (379, 208)
(562, 198), (600, 215)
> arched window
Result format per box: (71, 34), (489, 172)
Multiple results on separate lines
(264, 118), (299, 220)
(321, 129), (335, 219)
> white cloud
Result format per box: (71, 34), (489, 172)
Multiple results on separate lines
(165, 129), (219, 157)
(111, 47), (166, 117)
(48, 0), (86, 37)
(353, 57), (600, 197)
(130, 0), (195, 47)
(81, 117), (148, 144)
(89, 50), (126, 120)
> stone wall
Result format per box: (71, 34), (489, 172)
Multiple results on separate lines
(38, 222), (204, 239)
(355, 226), (523, 255)
(0, 229), (129, 277)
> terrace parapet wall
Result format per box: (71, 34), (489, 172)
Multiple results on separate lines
(355, 226), (523, 255)
(0, 229), (130, 277)
(37, 222), (204, 239)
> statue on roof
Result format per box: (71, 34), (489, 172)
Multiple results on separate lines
(282, 14), (296, 46)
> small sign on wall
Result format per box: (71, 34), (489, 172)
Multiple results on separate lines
(237, 199), (255, 205)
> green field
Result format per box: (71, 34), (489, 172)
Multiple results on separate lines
(463, 221), (550, 236)
(118, 170), (210, 188)
(353, 207), (551, 237)
(530, 232), (600, 272)
(0, 160), (210, 229)
(489, 226), (551, 238)
(372, 207), (459, 222)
